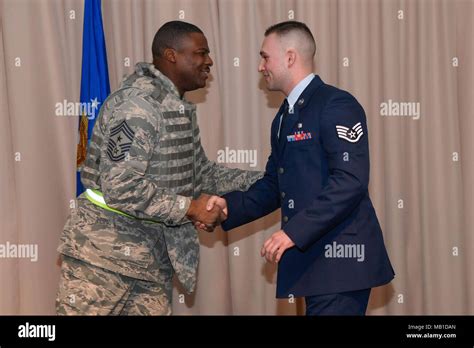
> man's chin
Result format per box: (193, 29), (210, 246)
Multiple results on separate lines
(266, 84), (278, 91)
(186, 82), (206, 92)
(197, 79), (207, 88)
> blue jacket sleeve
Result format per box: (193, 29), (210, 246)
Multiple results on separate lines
(283, 91), (370, 250)
(221, 137), (281, 231)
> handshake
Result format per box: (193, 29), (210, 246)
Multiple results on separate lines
(186, 194), (227, 232)
(186, 193), (296, 263)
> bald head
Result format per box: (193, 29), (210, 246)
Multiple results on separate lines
(264, 21), (316, 67)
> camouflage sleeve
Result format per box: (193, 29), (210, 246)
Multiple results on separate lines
(80, 108), (106, 190)
(198, 141), (264, 196)
(100, 96), (191, 226)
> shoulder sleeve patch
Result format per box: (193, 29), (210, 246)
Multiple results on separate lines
(335, 122), (364, 143)
(106, 120), (135, 161)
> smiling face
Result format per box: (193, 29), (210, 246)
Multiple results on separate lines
(258, 33), (291, 93)
(174, 32), (213, 94)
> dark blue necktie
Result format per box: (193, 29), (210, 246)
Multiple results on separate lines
(279, 99), (291, 143)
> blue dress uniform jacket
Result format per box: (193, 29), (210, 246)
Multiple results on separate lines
(221, 75), (395, 298)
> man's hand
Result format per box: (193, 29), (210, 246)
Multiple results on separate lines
(261, 230), (295, 263)
(186, 194), (227, 232)
(193, 195), (228, 232)
(206, 195), (227, 215)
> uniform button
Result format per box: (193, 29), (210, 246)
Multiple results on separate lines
(283, 216), (288, 222)
(279, 167), (284, 174)
(281, 192), (286, 198)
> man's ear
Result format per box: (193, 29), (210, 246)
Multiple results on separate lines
(163, 48), (177, 63)
(287, 49), (296, 68)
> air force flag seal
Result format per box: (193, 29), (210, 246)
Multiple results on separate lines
(336, 122), (364, 143)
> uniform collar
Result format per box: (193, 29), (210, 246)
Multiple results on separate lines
(134, 62), (194, 108)
(286, 73), (315, 109)
(290, 74), (325, 111)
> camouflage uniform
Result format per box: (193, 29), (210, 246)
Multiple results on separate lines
(56, 62), (263, 315)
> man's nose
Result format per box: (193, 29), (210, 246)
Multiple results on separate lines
(206, 55), (214, 67)
(258, 60), (265, 72)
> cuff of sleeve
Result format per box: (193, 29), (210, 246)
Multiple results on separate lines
(221, 217), (231, 231)
(282, 218), (308, 251)
(220, 197), (231, 231)
(220, 191), (240, 231)
(166, 195), (192, 226)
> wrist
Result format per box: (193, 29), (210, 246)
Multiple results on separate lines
(186, 200), (197, 220)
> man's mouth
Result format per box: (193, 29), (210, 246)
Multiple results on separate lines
(201, 68), (210, 78)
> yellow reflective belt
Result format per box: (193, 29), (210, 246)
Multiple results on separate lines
(85, 189), (135, 219)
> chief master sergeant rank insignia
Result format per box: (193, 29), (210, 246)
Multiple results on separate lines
(106, 120), (135, 161)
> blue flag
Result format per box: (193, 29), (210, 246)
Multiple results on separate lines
(76, 0), (110, 195)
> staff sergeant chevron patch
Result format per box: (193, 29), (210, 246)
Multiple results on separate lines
(336, 122), (364, 143)
(106, 120), (135, 161)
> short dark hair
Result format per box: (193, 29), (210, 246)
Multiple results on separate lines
(152, 21), (203, 59)
(265, 21), (316, 57)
